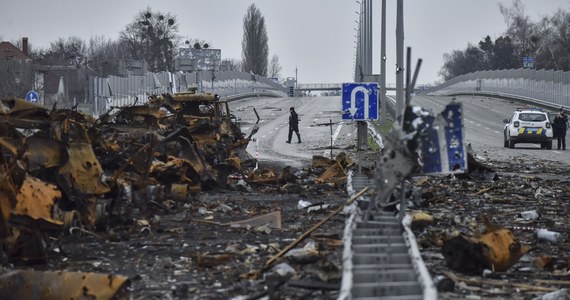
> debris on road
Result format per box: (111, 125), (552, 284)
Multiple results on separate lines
(0, 269), (129, 300)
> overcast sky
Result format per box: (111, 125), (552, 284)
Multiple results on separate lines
(1, 0), (568, 85)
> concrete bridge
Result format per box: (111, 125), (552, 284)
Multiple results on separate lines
(296, 83), (402, 92)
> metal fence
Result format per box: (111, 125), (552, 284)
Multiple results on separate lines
(426, 68), (570, 110)
(88, 70), (287, 116)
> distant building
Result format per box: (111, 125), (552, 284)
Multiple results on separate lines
(0, 38), (31, 61)
(0, 38), (38, 99)
(0, 38), (87, 108)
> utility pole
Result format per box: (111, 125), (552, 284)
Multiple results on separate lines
(356, 0), (372, 151)
(396, 0), (404, 124)
(380, 0), (386, 125)
(294, 66), (298, 97)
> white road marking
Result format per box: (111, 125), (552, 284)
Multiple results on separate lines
(493, 130), (500, 134)
(485, 127), (490, 130)
(552, 151), (561, 154)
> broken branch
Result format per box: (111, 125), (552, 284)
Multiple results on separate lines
(443, 271), (558, 292)
(265, 187), (368, 266)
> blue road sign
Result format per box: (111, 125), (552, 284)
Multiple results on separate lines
(523, 56), (535, 69)
(25, 90), (39, 103)
(342, 83), (378, 121)
(419, 102), (467, 174)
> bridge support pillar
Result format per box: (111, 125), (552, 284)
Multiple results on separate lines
(357, 121), (368, 151)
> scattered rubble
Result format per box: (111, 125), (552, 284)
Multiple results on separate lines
(0, 93), (362, 299)
(409, 153), (570, 299)
(3, 91), (569, 299)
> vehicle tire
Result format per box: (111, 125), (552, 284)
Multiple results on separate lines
(540, 143), (546, 149)
(546, 141), (552, 150)
(504, 138), (509, 147)
(508, 140), (515, 149)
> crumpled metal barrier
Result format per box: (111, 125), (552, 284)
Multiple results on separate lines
(0, 270), (129, 300)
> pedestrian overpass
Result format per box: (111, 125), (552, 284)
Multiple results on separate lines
(296, 83), (406, 92)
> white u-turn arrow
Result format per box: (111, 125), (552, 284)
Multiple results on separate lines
(349, 86), (370, 119)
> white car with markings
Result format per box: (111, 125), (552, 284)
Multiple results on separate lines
(503, 109), (553, 149)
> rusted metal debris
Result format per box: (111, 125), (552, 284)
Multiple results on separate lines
(442, 217), (529, 274)
(0, 90), (354, 270)
(0, 269), (129, 300)
(314, 152), (354, 185)
(0, 90), (258, 265)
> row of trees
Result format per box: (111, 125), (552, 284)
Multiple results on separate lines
(11, 4), (279, 78)
(440, 0), (570, 80)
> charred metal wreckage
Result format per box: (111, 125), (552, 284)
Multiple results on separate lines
(0, 90), (262, 298)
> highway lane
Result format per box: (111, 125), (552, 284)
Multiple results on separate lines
(230, 96), (358, 169)
(233, 94), (570, 169)
(411, 94), (570, 164)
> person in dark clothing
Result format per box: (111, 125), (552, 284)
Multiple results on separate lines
(286, 107), (301, 143)
(553, 108), (568, 150)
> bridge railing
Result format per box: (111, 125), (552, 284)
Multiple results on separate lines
(88, 70), (287, 116)
(297, 82), (399, 91)
(426, 68), (570, 110)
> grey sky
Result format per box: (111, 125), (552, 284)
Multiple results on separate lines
(1, 0), (568, 85)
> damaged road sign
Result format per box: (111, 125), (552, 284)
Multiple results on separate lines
(405, 102), (467, 174)
(342, 83), (378, 121)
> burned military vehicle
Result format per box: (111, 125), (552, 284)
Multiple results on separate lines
(0, 90), (258, 264)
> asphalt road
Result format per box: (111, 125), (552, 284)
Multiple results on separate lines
(231, 96), (358, 169)
(411, 94), (570, 165)
(232, 94), (570, 170)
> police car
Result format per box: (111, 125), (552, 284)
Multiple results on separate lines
(503, 108), (553, 149)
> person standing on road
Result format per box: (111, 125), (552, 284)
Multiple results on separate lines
(286, 107), (301, 144)
(553, 108), (568, 150)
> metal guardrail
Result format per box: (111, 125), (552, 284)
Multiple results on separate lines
(89, 71), (287, 116)
(222, 91), (286, 102)
(341, 170), (437, 300)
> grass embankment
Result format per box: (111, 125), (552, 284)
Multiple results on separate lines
(367, 117), (394, 151)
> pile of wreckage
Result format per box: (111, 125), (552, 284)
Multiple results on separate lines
(0, 90), (354, 298)
(0, 90), (262, 264)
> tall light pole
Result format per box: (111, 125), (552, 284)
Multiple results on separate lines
(396, 0), (404, 123)
(365, 0), (372, 76)
(354, 1), (363, 82)
(380, 0), (386, 125)
(355, 0), (373, 151)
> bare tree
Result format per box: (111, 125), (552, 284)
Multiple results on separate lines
(221, 58), (242, 71)
(499, 0), (540, 60)
(119, 7), (180, 72)
(37, 36), (87, 66)
(85, 36), (131, 76)
(439, 45), (487, 80)
(183, 38), (211, 50)
(268, 54), (282, 79)
(241, 4), (269, 76)
(537, 10), (570, 70)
